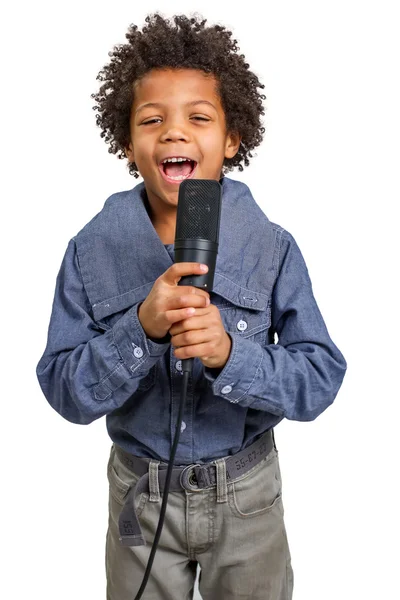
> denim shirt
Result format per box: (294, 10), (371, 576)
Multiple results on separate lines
(36, 176), (347, 465)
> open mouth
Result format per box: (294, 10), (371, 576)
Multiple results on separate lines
(159, 159), (198, 184)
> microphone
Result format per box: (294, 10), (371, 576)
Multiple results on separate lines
(174, 179), (222, 373)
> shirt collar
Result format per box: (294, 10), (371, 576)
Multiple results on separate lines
(76, 177), (277, 321)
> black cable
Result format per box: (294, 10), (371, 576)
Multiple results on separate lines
(133, 359), (192, 599)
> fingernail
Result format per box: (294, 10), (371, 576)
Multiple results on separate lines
(200, 264), (208, 272)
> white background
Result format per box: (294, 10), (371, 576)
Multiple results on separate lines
(1, 1), (399, 598)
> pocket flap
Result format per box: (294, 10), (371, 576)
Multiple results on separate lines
(213, 274), (270, 312)
(92, 282), (154, 322)
(91, 273), (270, 322)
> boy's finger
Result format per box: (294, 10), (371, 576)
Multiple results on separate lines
(169, 286), (210, 302)
(171, 328), (209, 349)
(167, 294), (210, 311)
(164, 306), (201, 325)
(164, 262), (208, 285)
(173, 342), (212, 360)
(169, 308), (211, 334)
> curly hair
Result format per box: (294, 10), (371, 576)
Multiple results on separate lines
(91, 12), (266, 178)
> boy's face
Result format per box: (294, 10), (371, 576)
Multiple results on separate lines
(125, 68), (241, 213)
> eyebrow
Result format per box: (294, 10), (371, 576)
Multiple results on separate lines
(135, 100), (217, 115)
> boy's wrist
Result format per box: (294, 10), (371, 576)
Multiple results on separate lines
(202, 332), (232, 370)
(147, 332), (171, 344)
(138, 302), (171, 343)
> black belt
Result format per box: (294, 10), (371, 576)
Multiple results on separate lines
(115, 428), (276, 547)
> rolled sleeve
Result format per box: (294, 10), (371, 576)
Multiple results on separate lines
(205, 231), (347, 421)
(113, 302), (170, 373)
(204, 334), (269, 405)
(36, 240), (170, 424)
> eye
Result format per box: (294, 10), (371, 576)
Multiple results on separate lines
(142, 118), (162, 125)
(141, 116), (210, 126)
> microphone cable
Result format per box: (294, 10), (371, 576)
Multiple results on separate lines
(133, 358), (193, 599)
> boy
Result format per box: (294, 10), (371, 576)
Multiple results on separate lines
(37, 12), (347, 600)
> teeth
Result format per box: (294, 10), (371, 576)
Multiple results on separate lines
(160, 156), (196, 182)
(162, 157), (192, 164)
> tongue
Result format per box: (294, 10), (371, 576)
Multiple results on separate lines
(164, 161), (193, 177)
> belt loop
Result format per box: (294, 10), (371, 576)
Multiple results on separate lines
(215, 459), (228, 503)
(148, 460), (161, 502)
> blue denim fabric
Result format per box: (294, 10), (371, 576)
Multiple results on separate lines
(36, 176), (347, 464)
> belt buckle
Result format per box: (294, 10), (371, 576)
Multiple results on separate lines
(180, 465), (202, 492)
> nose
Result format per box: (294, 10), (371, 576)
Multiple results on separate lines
(159, 115), (190, 143)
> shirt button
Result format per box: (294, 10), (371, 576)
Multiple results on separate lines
(176, 360), (183, 372)
(237, 320), (248, 332)
(221, 385), (232, 394)
(180, 421), (186, 433)
(133, 347), (144, 358)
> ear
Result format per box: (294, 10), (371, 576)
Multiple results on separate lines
(125, 142), (135, 163)
(224, 131), (242, 160)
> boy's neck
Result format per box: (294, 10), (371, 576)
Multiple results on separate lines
(153, 221), (176, 245)
(143, 190), (176, 244)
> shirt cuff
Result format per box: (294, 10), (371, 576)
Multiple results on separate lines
(113, 302), (170, 375)
(204, 334), (264, 404)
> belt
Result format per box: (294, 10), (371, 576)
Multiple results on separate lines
(115, 428), (275, 547)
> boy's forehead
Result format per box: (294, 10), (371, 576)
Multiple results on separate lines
(132, 68), (220, 104)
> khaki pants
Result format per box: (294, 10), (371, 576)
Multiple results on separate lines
(105, 442), (294, 600)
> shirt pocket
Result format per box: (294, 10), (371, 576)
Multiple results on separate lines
(95, 306), (131, 331)
(211, 293), (272, 347)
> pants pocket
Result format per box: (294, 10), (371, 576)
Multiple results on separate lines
(106, 445), (149, 518)
(228, 447), (282, 518)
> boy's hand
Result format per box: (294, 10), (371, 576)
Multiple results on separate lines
(169, 304), (232, 370)
(138, 263), (210, 340)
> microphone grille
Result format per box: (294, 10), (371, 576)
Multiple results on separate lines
(176, 179), (222, 242)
